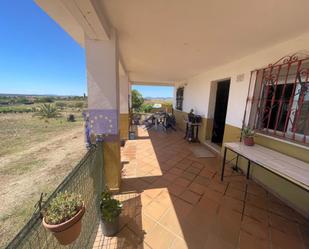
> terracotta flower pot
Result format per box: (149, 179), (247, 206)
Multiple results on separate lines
(243, 137), (254, 146)
(43, 204), (85, 245)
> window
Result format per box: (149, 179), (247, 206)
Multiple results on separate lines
(176, 87), (184, 111)
(250, 54), (309, 145)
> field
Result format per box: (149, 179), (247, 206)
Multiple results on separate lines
(0, 111), (86, 248)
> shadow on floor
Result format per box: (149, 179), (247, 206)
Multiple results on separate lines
(94, 126), (309, 249)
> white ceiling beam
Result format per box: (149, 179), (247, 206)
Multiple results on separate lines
(35, 0), (85, 46)
(61, 0), (110, 41)
(35, 0), (111, 45)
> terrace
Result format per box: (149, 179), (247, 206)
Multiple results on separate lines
(7, 127), (309, 249)
(5, 0), (309, 248)
(93, 127), (309, 249)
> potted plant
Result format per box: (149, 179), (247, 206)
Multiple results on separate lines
(242, 127), (255, 146)
(100, 189), (122, 236)
(42, 192), (85, 245)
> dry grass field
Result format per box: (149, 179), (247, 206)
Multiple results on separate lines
(0, 112), (86, 248)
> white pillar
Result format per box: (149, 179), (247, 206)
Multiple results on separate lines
(85, 31), (119, 137)
(85, 30), (121, 191)
(128, 82), (132, 109)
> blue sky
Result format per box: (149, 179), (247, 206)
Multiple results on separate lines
(132, 85), (174, 98)
(0, 0), (86, 96)
(0, 0), (173, 98)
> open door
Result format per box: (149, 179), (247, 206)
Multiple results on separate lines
(211, 80), (230, 145)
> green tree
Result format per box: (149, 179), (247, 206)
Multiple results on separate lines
(140, 103), (153, 113)
(131, 89), (144, 111)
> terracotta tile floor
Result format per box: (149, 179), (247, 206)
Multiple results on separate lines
(93, 127), (309, 249)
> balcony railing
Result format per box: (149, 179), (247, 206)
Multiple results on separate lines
(6, 142), (104, 249)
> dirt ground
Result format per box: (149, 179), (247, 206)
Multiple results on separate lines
(0, 113), (86, 248)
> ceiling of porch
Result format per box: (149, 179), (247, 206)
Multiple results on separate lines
(99, 0), (309, 82)
(35, 0), (309, 83)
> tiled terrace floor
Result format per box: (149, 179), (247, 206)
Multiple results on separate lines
(93, 127), (309, 249)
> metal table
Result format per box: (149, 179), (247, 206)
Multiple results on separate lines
(221, 142), (309, 192)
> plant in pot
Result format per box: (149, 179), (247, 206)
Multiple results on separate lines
(242, 127), (255, 146)
(100, 189), (122, 237)
(42, 191), (85, 245)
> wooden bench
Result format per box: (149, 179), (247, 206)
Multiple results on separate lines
(221, 142), (309, 192)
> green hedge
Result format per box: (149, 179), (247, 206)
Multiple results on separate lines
(0, 106), (35, 113)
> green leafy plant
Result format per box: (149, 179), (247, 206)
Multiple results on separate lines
(43, 192), (83, 225)
(140, 103), (154, 113)
(100, 190), (122, 223)
(36, 103), (60, 118)
(242, 127), (255, 138)
(131, 89), (144, 111)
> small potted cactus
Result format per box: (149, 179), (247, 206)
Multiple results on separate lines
(242, 127), (255, 146)
(42, 192), (85, 245)
(100, 189), (122, 236)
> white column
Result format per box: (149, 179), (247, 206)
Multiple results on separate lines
(85, 30), (119, 137)
(85, 30), (121, 191)
(128, 82), (132, 109)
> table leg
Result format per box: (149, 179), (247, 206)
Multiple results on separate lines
(221, 147), (227, 181)
(247, 160), (251, 179)
(196, 126), (199, 142)
(189, 125), (193, 142)
(184, 123), (188, 139)
(233, 154), (239, 172)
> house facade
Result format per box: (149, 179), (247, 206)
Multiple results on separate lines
(173, 37), (309, 216)
(35, 0), (309, 218)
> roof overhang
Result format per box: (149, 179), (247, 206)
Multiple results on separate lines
(35, 0), (309, 84)
(35, 0), (110, 46)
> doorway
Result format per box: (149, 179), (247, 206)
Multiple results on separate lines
(211, 80), (230, 145)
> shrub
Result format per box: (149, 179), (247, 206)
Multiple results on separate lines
(36, 104), (60, 118)
(34, 97), (54, 103)
(55, 102), (67, 108)
(140, 103), (153, 113)
(15, 97), (30, 104)
(43, 192), (83, 225)
(67, 114), (75, 122)
(74, 102), (84, 109)
(0, 106), (34, 113)
(100, 190), (122, 223)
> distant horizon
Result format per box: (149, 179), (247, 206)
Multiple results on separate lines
(0, 92), (173, 99)
(0, 92), (84, 97)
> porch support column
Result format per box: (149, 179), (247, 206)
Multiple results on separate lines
(85, 31), (121, 192)
(128, 82), (132, 109)
(119, 74), (129, 140)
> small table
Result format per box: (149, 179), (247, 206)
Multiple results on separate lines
(221, 142), (309, 192)
(184, 121), (201, 142)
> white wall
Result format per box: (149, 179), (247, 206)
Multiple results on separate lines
(175, 32), (309, 128)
